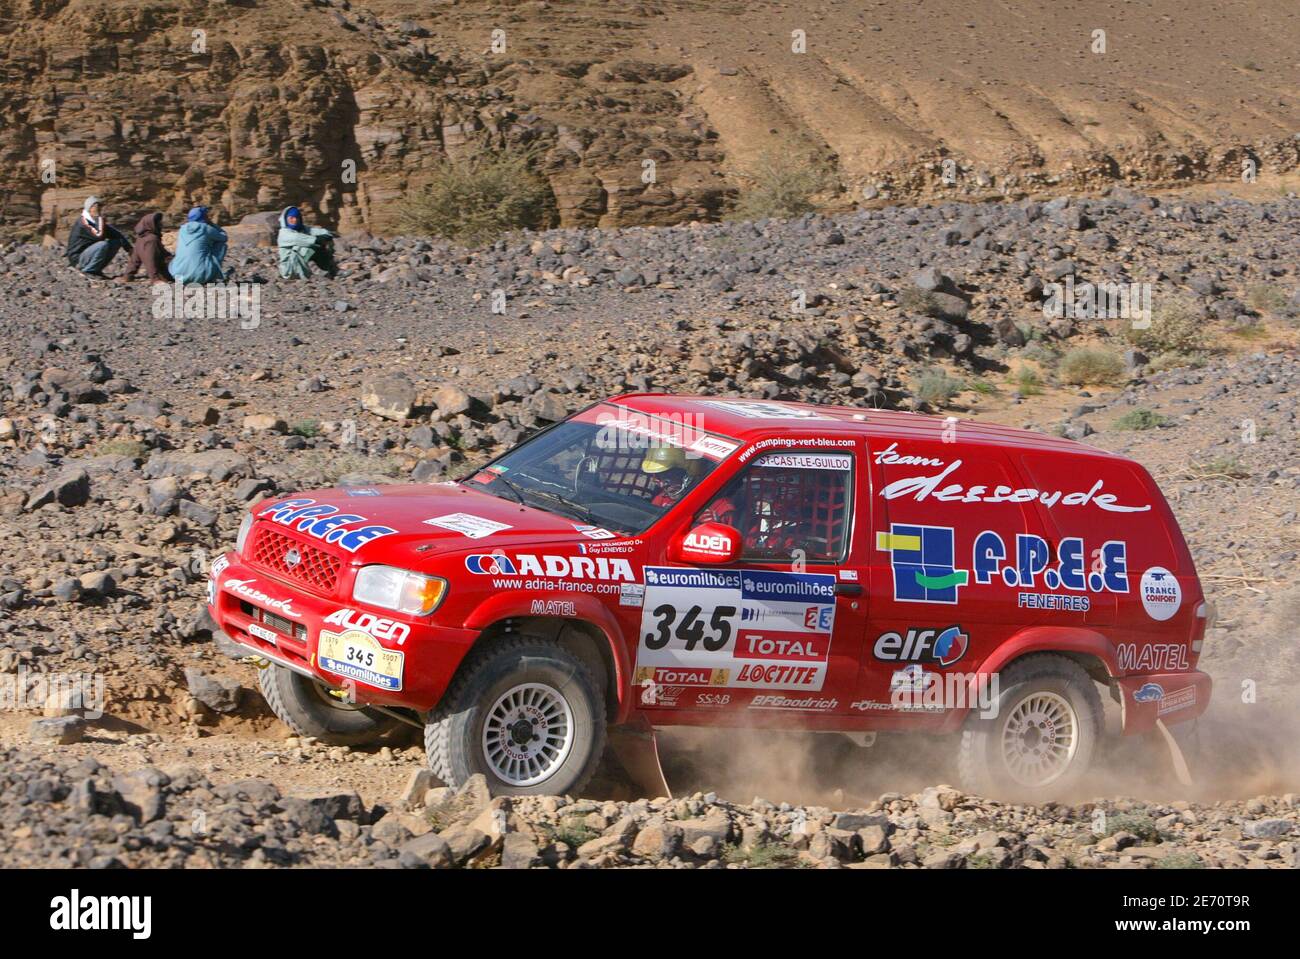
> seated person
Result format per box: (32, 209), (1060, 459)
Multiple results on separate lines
(170, 206), (228, 284)
(277, 205), (338, 279)
(65, 196), (127, 278)
(117, 212), (172, 283)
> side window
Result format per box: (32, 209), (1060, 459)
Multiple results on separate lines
(696, 451), (853, 563)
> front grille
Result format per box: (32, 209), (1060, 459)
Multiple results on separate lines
(248, 527), (342, 595)
(240, 601), (308, 642)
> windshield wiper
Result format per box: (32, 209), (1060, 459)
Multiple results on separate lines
(519, 487), (598, 525)
(466, 471), (526, 506)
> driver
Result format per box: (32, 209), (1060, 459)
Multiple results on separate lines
(642, 446), (699, 507)
(642, 446), (740, 528)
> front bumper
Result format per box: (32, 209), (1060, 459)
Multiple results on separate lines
(1116, 670), (1211, 735)
(208, 551), (478, 711)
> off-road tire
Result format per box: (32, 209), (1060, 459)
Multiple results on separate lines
(425, 636), (606, 797)
(957, 654), (1103, 801)
(258, 663), (399, 746)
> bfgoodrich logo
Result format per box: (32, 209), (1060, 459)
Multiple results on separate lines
(50, 889), (151, 939)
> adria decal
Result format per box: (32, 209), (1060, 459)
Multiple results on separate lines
(464, 552), (637, 596)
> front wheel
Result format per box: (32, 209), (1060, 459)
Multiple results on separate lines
(257, 663), (400, 746)
(957, 654), (1103, 800)
(425, 637), (606, 797)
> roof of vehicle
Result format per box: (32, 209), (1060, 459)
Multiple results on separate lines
(605, 393), (1124, 459)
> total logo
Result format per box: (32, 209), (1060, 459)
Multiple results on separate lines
(874, 625), (969, 667)
(322, 608), (410, 645)
(464, 553), (636, 582)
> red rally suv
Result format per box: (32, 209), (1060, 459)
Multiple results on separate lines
(209, 394), (1211, 798)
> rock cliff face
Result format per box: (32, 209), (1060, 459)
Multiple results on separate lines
(1, 0), (730, 238)
(1, 0), (1297, 239)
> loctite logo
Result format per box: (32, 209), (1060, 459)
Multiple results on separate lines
(873, 626), (969, 666)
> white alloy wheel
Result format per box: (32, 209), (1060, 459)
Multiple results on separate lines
(999, 690), (1079, 787)
(481, 682), (575, 787)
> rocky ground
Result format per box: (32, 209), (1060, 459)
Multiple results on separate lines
(0, 187), (1297, 867)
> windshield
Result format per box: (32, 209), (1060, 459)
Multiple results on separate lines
(460, 404), (739, 535)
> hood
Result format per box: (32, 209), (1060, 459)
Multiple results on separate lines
(279, 206), (306, 232)
(250, 482), (601, 569)
(134, 212), (162, 237)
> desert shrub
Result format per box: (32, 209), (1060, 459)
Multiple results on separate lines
(1156, 851), (1205, 869)
(721, 841), (803, 868)
(1105, 812), (1161, 842)
(1124, 300), (1207, 354)
(1114, 407), (1167, 430)
(94, 438), (149, 459)
(1147, 351), (1203, 373)
(1008, 366), (1044, 396)
(1058, 347), (1125, 386)
(1021, 340), (1057, 365)
(1188, 455), (1251, 480)
(916, 369), (963, 406)
(397, 150), (553, 245)
(731, 145), (838, 220)
(1245, 284), (1288, 315)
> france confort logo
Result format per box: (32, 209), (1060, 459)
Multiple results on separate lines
(877, 524), (969, 604)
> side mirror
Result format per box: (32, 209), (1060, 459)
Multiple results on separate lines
(672, 522), (741, 565)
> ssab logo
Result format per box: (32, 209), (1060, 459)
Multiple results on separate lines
(465, 554), (517, 575)
(877, 524), (969, 604)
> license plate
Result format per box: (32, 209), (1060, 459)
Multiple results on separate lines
(317, 628), (404, 691)
(248, 621), (279, 644)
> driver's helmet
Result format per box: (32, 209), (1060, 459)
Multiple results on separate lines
(641, 445), (702, 476)
(642, 445), (701, 500)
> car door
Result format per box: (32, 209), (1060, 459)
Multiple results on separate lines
(633, 446), (867, 717)
(856, 438), (1036, 718)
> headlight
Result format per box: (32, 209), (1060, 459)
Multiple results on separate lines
(236, 513), (254, 554)
(353, 566), (448, 616)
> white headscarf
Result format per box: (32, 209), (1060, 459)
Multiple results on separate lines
(82, 196), (103, 237)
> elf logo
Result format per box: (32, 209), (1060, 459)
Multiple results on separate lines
(873, 625), (969, 667)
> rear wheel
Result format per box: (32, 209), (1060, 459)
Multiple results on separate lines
(257, 663), (399, 746)
(958, 654), (1103, 800)
(425, 637), (606, 797)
